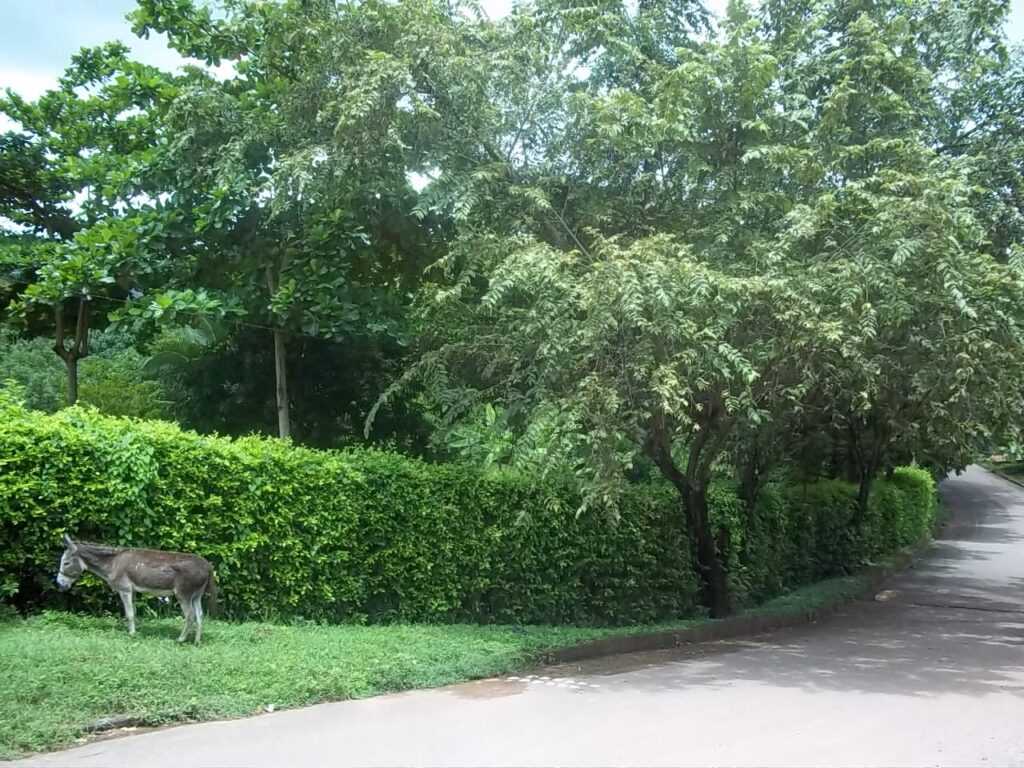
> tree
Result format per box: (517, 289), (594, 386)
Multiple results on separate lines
(388, 234), (826, 615)
(0, 43), (182, 403)
(372, 0), (1024, 615)
(755, 0), (1024, 506)
(129, 0), (457, 440)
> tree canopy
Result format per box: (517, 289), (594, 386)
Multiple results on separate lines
(3, 0), (1024, 615)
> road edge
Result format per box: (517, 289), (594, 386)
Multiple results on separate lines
(983, 464), (1024, 490)
(543, 530), (937, 665)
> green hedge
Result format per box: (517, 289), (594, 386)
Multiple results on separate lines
(732, 468), (936, 605)
(0, 397), (935, 625)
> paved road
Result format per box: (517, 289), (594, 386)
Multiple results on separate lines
(8, 466), (1024, 767)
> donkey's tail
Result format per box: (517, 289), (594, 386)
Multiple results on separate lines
(205, 574), (220, 618)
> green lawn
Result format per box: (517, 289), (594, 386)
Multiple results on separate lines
(0, 612), (626, 759)
(0, 556), (921, 760)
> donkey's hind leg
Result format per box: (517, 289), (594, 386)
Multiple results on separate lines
(118, 590), (136, 635)
(176, 593), (195, 643)
(191, 593), (204, 645)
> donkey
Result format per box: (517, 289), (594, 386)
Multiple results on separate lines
(56, 534), (217, 644)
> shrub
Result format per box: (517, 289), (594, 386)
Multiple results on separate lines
(0, 399), (934, 625)
(0, 335), (65, 413)
(731, 470), (936, 605)
(77, 351), (167, 421)
(0, 329), (169, 419)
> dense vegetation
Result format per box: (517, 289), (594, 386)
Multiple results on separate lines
(2, 0), (1022, 617)
(1, 398), (933, 622)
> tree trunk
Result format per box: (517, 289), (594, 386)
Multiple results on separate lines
(740, 448), (761, 512)
(855, 469), (873, 524)
(644, 417), (733, 618)
(66, 357), (79, 405)
(686, 483), (731, 618)
(53, 297), (90, 406)
(273, 329), (291, 440)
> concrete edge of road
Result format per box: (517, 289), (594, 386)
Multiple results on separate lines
(985, 464), (1024, 490)
(543, 533), (935, 665)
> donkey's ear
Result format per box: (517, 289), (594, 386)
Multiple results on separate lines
(63, 533), (76, 550)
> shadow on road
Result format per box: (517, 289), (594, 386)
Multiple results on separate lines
(550, 467), (1024, 699)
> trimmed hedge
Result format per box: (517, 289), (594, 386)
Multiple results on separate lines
(733, 468), (936, 605)
(0, 398), (935, 625)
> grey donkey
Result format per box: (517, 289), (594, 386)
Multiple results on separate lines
(56, 534), (217, 644)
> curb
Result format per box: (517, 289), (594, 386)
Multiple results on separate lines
(542, 538), (933, 665)
(985, 465), (1024, 490)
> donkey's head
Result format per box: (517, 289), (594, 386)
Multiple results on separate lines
(56, 534), (84, 591)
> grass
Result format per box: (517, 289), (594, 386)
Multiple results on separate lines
(0, 535), (933, 760)
(741, 572), (874, 617)
(0, 612), (622, 760)
(983, 459), (1024, 482)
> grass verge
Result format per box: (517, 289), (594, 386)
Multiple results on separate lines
(0, 532), (937, 760)
(0, 613), (618, 759)
(982, 459), (1024, 484)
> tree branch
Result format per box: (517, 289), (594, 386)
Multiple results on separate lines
(643, 407), (689, 495)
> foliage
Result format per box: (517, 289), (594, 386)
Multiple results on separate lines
(0, 328), (168, 419)
(434, 402), (571, 471)
(366, 0), (1024, 615)
(0, 333), (65, 412)
(125, 0), (456, 438)
(0, 0), (1017, 630)
(390, 230), (824, 616)
(2, 0), (1020, 472)
(754, 0), (1024, 493)
(1, 403), (933, 623)
(142, 324), (432, 451)
(734, 467), (935, 605)
(77, 352), (167, 421)
(0, 41), (188, 404)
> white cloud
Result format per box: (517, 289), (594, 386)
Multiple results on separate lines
(0, 68), (55, 101)
(0, 69), (55, 132)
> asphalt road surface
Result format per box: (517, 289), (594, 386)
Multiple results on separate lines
(7, 465), (1024, 767)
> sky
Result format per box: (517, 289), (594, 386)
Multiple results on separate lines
(1, 0), (1023, 102)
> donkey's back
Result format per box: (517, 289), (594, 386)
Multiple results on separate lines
(109, 546), (213, 595)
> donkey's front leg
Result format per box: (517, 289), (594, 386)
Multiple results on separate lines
(118, 590), (136, 635)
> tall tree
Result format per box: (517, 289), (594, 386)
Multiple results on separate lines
(130, 0), (455, 440)
(372, 0), (1024, 614)
(0, 43), (181, 403)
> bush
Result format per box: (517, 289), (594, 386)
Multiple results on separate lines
(0, 399), (934, 625)
(0, 335), (65, 413)
(77, 351), (168, 420)
(732, 469), (936, 605)
(0, 329), (168, 419)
